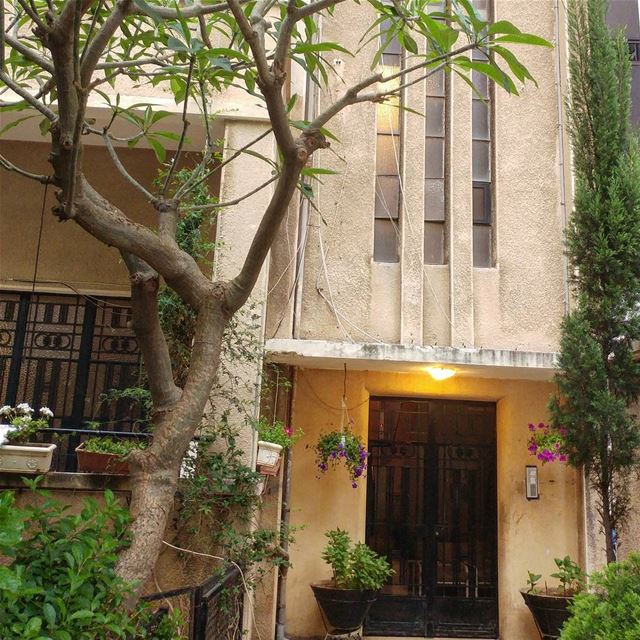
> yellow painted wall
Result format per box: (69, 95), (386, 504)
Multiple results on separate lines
(285, 368), (583, 640)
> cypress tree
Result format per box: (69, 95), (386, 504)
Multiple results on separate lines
(550, 0), (640, 564)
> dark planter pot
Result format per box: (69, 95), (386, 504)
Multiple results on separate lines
(311, 583), (379, 634)
(75, 443), (129, 475)
(521, 589), (573, 640)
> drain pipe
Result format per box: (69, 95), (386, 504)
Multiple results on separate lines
(275, 366), (297, 640)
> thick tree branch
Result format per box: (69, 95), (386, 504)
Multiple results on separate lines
(122, 252), (182, 412)
(225, 130), (328, 312)
(73, 178), (211, 308)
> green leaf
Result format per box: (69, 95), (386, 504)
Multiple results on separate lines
(132, 0), (161, 23)
(0, 115), (36, 137)
(0, 566), (20, 592)
(487, 20), (522, 36)
(43, 602), (57, 626)
(68, 609), (94, 621)
(492, 45), (536, 85)
(148, 137), (166, 163)
(493, 33), (553, 48)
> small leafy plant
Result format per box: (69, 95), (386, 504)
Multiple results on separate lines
(527, 422), (568, 464)
(314, 431), (369, 488)
(82, 436), (148, 459)
(0, 403), (53, 444)
(321, 528), (393, 591)
(255, 417), (302, 449)
(526, 556), (586, 596)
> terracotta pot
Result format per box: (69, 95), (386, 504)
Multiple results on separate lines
(311, 582), (379, 634)
(75, 442), (129, 475)
(0, 442), (56, 473)
(521, 589), (573, 640)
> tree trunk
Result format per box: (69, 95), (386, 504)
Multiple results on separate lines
(600, 481), (617, 564)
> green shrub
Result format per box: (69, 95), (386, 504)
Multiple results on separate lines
(321, 528), (393, 591)
(560, 554), (640, 640)
(0, 479), (182, 639)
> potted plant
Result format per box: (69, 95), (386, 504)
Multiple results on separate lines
(0, 403), (56, 473)
(311, 528), (393, 635)
(76, 436), (148, 475)
(521, 556), (586, 640)
(314, 430), (368, 488)
(255, 417), (302, 473)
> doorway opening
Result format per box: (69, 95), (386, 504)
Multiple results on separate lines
(364, 398), (498, 638)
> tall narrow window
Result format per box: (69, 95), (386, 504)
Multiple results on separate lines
(471, 3), (493, 268)
(374, 24), (402, 263)
(424, 70), (446, 264)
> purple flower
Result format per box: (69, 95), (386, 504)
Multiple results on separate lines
(352, 482), (358, 489)
(528, 423), (536, 432)
(559, 454), (567, 462)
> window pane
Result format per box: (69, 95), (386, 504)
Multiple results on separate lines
(380, 20), (402, 55)
(377, 101), (400, 135)
(377, 134), (401, 176)
(374, 218), (399, 263)
(472, 140), (491, 181)
(427, 69), (445, 97)
(425, 137), (444, 179)
(473, 183), (491, 223)
(472, 99), (490, 140)
(376, 175), (400, 219)
(425, 179), (445, 221)
(425, 221), (445, 265)
(472, 71), (489, 99)
(473, 224), (492, 267)
(426, 97), (445, 137)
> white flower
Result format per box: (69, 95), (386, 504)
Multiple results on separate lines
(16, 403), (33, 415)
(0, 406), (12, 417)
(39, 407), (54, 419)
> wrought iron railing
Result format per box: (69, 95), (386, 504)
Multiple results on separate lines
(143, 565), (244, 640)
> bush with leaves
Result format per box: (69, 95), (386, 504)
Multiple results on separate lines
(0, 480), (183, 639)
(560, 554), (640, 639)
(321, 528), (393, 591)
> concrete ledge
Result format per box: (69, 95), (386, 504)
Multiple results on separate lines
(265, 339), (558, 381)
(0, 471), (132, 492)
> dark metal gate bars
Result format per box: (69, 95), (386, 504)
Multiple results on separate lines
(365, 398), (498, 638)
(0, 291), (144, 470)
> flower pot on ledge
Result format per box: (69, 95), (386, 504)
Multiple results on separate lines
(521, 589), (573, 640)
(0, 442), (56, 473)
(256, 440), (282, 467)
(75, 442), (129, 475)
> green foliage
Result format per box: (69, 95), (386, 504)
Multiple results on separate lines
(254, 417), (302, 449)
(315, 430), (368, 487)
(550, 0), (640, 559)
(526, 556), (585, 596)
(0, 482), (183, 639)
(527, 571), (542, 593)
(322, 528), (393, 591)
(82, 437), (149, 458)
(551, 556), (587, 596)
(560, 554), (640, 639)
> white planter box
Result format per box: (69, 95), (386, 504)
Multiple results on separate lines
(0, 443), (56, 473)
(257, 440), (283, 467)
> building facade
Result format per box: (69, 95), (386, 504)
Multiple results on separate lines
(2, 1), (640, 639)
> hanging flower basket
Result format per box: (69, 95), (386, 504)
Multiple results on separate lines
(314, 431), (369, 488)
(527, 423), (568, 464)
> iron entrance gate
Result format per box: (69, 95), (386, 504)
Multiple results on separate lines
(365, 398), (498, 638)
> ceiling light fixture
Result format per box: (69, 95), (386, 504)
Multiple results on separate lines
(426, 366), (456, 381)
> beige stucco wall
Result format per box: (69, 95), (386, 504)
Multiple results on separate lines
(284, 368), (582, 640)
(262, 0), (568, 354)
(0, 140), (160, 295)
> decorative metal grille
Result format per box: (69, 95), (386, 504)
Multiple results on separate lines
(0, 291), (144, 469)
